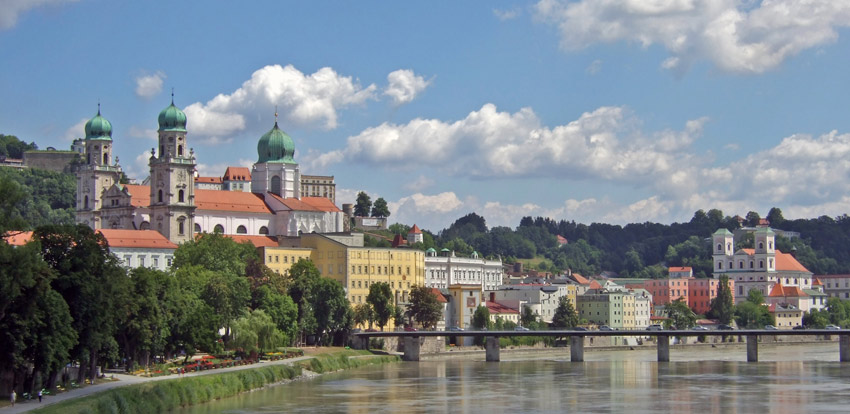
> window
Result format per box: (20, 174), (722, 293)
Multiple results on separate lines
(236, 225), (247, 234)
(178, 145), (183, 156)
(259, 226), (269, 235)
(758, 242), (764, 250)
(717, 243), (722, 252)
(84, 195), (89, 209)
(178, 189), (184, 203)
(194, 223), (201, 232)
(178, 220), (184, 235)
(158, 190), (163, 203)
(271, 176), (281, 195)
(214, 224), (224, 233)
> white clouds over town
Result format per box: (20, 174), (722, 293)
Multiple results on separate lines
(384, 70), (431, 106)
(0, 0), (77, 30)
(535, 0), (850, 73)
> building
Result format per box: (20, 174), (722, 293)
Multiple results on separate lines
(640, 277), (729, 315)
(300, 175), (336, 204)
(486, 301), (520, 325)
(407, 224), (423, 245)
(490, 284), (573, 324)
(712, 227), (813, 305)
(814, 274), (850, 300)
(769, 303), (804, 329)
(668, 266), (693, 278)
(446, 284), (483, 330)
(424, 248), (502, 291)
(74, 101), (345, 244)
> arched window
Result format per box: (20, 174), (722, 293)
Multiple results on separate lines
(236, 225), (247, 234)
(271, 175), (281, 195)
(160, 145), (165, 157)
(749, 261), (754, 269)
(87, 153), (91, 164)
(103, 153), (109, 164)
(178, 189), (184, 203)
(718, 262), (723, 270)
(140, 221), (150, 230)
(158, 190), (163, 203)
(739, 261), (744, 269)
(759, 260), (764, 269)
(259, 226), (269, 235)
(178, 145), (183, 156)
(84, 195), (89, 209)
(178, 218), (185, 235)
(758, 242), (764, 250)
(716, 243), (722, 252)
(214, 224), (224, 233)
(194, 223), (201, 233)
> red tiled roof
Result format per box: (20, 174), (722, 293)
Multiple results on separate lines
(557, 235), (568, 244)
(97, 229), (178, 249)
(570, 273), (590, 284)
(668, 266), (692, 272)
(589, 280), (602, 289)
(195, 189), (272, 213)
(408, 224), (422, 234)
(195, 176), (222, 184)
(430, 288), (448, 303)
(768, 283), (809, 298)
(739, 249), (810, 273)
(123, 184), (150, 207)
(226, 235), (279, 248)
(267, 193), (341, 212)
(486, 301), (519, 314)
(4, 231), (33, 246)
(812, 278), (823, 286)
(223, 167), (251, 181)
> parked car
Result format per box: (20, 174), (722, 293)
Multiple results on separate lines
(826, 325), (841, 330)
(717, 324), (735, 330)
(404, 326), (418, 332)
(514, 326), (530, 331)
(572, 327), (589, 331)
(646, 324), (663, 331)
(691, 326), (709, 331)
(792, 325), (807, 330)
(764, 325), (778, 330)
(448, 326), (465, 332)
(599, 325), (613, 331)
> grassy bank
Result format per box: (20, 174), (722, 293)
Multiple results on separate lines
(32, 350), (399, 414)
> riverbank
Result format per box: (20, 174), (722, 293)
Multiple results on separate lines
(2, 350), (398, 414)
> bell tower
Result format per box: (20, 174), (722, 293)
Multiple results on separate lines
(76, 104), (123, 229)
(149, 93), (196, 244)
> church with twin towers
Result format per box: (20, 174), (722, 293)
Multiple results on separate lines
(75, 97), (344, 244)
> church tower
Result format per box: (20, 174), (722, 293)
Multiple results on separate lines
(712, 228), (734, 275)
(251, 111), (300, 198)
(754, 227), (776, 272)
(148, 95), (196, 244)
(76, 105), (123, 228)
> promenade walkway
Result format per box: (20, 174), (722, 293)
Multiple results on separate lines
(2, 355), (314, 414)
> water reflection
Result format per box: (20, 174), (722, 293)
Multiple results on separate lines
(178, 343), (850, 414)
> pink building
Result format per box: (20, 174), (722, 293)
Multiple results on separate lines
(640, 277), (734, 316)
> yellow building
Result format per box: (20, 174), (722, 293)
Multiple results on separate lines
(259, 245), (314, 276)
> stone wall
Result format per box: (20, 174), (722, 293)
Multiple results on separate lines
(24, 150), (81, 173)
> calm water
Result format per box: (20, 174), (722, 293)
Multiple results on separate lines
(178, 343), (850, 414)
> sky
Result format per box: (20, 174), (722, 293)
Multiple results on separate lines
(2, 0), (850, 233)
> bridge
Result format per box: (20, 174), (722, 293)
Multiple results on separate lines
(352, 329), (850, 363)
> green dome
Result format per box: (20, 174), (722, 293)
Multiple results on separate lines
(85, 107), (112, 140)
(257, 121), (295, 163)
(158, 100), (187, 132)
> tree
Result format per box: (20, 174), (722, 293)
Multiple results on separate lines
(734, 301), (773, 329)
(551, 297), (579, 329)
(352, 303), (375, 329)
(746, 288), (764, 305)
(766, 207), (785, 227)
(371, 197), (390, 218)
(471, 305), (490, 330)
(520, 305), (538, 327)
(118, 267), (176, 369)
(173, 232), (258, 277)
(310, 278), (350, 345)
(251, 285), (298, 346)
(367, 282), (394, 331)
(665, 298), (697, 330)
(708, 275), (734, 324)
(407, 285), (443, 329)
(745, 211), (761, 227)
(354, 191), (372, 217)
(231, 309), (285, 355)
(286, 259), (321, 343)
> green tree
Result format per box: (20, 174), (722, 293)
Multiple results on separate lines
(371, 197), (390, 218)
(766, 207), (785, 227)
(746, 288), (765, 305)
(251, 285), (298, 346)
(311, 277), (351, 345)
(551, 297), (579, 328)
(173, 232), (258, 276)
(352, 303), (375, 329)
(472, 305), (490, 330)
(407, 285), (443, 329)
(708, 275), (734, 324)
(367, 282), (394, 331)
(745, 211), (761, 227)
(803, 309), (829, 329)
(36, 224), (129, 383)
(734, 301), (773, 328)
(117, 267), (176, 369)
(665, 298), (697, 330)
(520, 305), (538, 327)
(231, 309), (285, 355)
(354, 191), (372, 217)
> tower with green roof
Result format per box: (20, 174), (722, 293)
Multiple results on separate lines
(76, 105), (124, 229)
(148, 95), (196, 244)
(251, 112), (301, 198)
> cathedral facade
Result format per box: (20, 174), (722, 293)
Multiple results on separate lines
(75, 99), (344, 244)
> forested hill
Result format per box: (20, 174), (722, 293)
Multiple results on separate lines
(409, 209), (850, 279)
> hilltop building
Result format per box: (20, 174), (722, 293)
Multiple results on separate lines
(74, 101), (344, 244)
(424, 248), (503, 291)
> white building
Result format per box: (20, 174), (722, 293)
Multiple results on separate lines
(424, 248), (502, 291)
(99, 229), (177, 271)
(490, 284), (568, 323)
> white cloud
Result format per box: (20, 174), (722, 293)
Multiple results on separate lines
(64, 118), (88, 141)
(403, 175), (435, 192)
(321, 103), (707, 196)
(124, 150), (152, 182)
(384, 69), (431, 106)
(535, 0), (850, 73)
(128, 126), (157, 141)
(184, 64), (377, 145)
(493, 7), (521, 21)
(586, 59), (603, 75)
(0, 0), (77, 30)
(134, 71), (166, 99)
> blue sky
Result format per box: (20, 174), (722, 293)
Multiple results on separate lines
(3, 0), (850, 232)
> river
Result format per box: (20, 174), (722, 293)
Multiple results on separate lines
(177, 343), (850, 413)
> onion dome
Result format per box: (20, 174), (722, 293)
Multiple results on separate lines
(257, 121), (295, 163)
(158, 97), (187, 132)
(84, 105), (112, 140)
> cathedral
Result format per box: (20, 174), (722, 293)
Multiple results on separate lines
(75, 98), (345, 244)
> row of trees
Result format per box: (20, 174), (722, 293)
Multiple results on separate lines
(353, 191), (390, 218)
(0, 134), (37, 159)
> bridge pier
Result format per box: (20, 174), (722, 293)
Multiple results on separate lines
(571, 336), (585, 362)
(657, 336), (669, 362)
(403, 336), (420, 361)
(747, 335), (759, 362)
(840, 335), (850, 362)
(486, 336), (500, 362)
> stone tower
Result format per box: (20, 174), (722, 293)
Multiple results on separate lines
(712, 228), (734, 274)
(148, 96), (196, 244)
(76, 105), (123, 229)
(251, 113), (300, 198)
